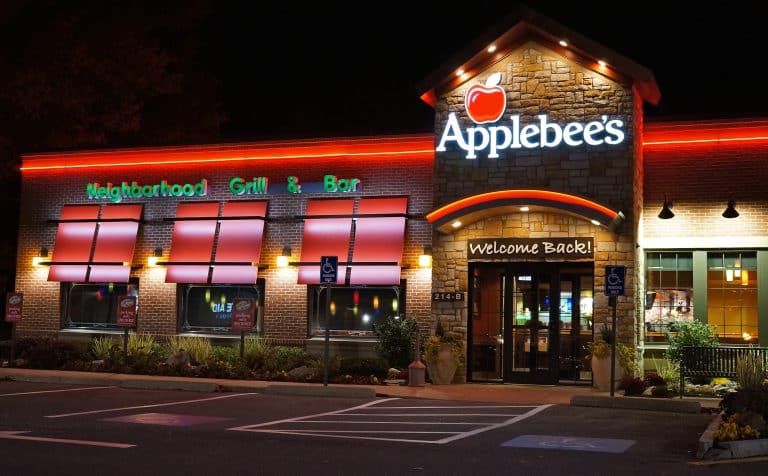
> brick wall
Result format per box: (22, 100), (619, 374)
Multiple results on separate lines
(15, 139), (434, 345)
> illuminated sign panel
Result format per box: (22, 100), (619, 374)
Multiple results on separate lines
(87, 180), (208, 202)
(436, 73), (625, 159)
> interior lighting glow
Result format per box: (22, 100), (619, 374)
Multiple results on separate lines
(591, 219), (601, 226)
(558, 40), (568, 47)
(487, 44), (497, 53)
(519, 206), (530, 212)
(362, 314), (371, 324)
(451, 220), (462, 228)
(598, 59), (607, 67)
(726, 269), (734, 282)
(455, 69), (464, 76)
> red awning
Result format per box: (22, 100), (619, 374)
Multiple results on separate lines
(165, 202), (220, 283)
(48, 204), (142, 283)
(350, 197), (408, 285)
(89, 204), (143, 282)
(211, 201), (267, 284)
(297, 199), (354, 284)
(48, 205), (100, 282)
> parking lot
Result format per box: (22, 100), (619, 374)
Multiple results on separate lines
(0, 380), (757, 475)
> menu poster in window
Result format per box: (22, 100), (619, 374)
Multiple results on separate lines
(117, 295), (137, 327)
(231, 298), (255, 332)
(5, 292), (23, 322)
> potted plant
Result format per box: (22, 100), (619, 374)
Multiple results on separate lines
(423, 320), (465, 385)
(586, 325), (636, 391)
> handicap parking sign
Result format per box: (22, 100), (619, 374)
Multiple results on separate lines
(604, 266), (625, 296)
(321, 256), (338, 284)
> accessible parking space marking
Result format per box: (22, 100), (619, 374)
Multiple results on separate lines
(230, 398), (553, 444)
(102, 412), (232, 427)
(501, 434), (636, 453)
(46, 392), (258, 419)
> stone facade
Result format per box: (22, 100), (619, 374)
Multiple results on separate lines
(431, 41), (642, 381)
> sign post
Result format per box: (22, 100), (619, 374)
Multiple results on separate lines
(117, 295), (137, 368)
(5, 292), (23, 367)
(231, 298), (256, 359)
(604, 266), (626, 397)
(320, 256), (338, 387)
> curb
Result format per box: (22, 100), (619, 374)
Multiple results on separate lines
(120, 379), (221, 393)
(697, 412), (722, 458)
(264, 384), (376, 399)
(570, 394), (701, 413)
(3, 373), (116, 387)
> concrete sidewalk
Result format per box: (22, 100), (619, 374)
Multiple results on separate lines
(0, 367), (718, 412)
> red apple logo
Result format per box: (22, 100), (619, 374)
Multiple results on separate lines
(465, 72), (506, 124)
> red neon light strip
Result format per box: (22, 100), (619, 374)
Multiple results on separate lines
(426, 190), (617, 223)
(20, 136), (434, 172)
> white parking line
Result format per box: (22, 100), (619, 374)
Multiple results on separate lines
(0, 386), (115, 397)
(46, 392), (258, 418)
(231, 398), (554, 444)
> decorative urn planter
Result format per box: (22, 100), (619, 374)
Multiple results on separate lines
(591, 353), (624, 391)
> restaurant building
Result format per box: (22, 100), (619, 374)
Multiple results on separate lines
(13, 8), (768, 384)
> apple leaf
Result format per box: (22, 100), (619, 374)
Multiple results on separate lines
(486, 72), (502, 87)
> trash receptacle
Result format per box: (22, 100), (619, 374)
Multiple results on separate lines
(408, 360), (426, 387)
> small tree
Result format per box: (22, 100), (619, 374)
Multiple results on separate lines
(664, 320), (718, 364)
(373, 316), (418, 368)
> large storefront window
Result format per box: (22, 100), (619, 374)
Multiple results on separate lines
(180, 281), (264, 334)
(645, 252), (693, 342)
(62, 280), (139, 330)
(707, 252), (758, 344)
(309, 283), (405, 337)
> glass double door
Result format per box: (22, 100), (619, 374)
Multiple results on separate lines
(469, 263), (594, 384)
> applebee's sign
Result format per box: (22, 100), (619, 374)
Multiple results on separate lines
(436, 73), (626, 159)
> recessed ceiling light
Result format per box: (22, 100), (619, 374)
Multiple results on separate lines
(591, 219), (601, 226)
(519, 206), (530, 212)
(598, 60), (607, 67)
(559, 40), (568, 47)
(451, 220), (462, 228)
(487, 44), (497, 53)
(455, 69), (464, 76)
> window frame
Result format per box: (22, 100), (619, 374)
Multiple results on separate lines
(60, 278), (139, 330)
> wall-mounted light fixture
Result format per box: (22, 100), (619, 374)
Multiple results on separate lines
(147, 247), (163, 267)
(722, 199), (739, 218)
(418, 245), (432, 268)
(657, 194), (674, 219)
(277, 245), (291, 268)
(32, 247), (49, 267)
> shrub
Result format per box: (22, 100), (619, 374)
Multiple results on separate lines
(338, 357), (389, 378)
(644, 373), (666, 387)
(90, 336), (115, 360)
(373, 315), (418, 368)
(650, 356), (680, 384)
(619, 375), (646, 396)
(270, 346), (307, 372)
(736, 353), (765, 390)
(164, 336), (212, 365)
(21, 338), (89, 369)
(664, 320), (718, 364)
(127, 333), (157, 358)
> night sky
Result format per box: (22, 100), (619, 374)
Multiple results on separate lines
(202, 2), (767, 142)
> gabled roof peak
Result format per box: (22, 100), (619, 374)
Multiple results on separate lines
(418, 5), (660, 107)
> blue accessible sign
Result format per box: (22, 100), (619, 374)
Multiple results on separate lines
(604, 266), (626, 296)
(320, 256), (338, 284)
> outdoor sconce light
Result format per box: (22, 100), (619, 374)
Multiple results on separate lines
(657, 195), (674, 219)
(722, 199), (739, 219)
(418, 245), (433, 268)
(147, 247), (163, 267)
(32, 247), (49, 267)
(277, 245), (291, 268)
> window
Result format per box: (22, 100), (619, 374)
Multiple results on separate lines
(62, 279), (139, 330)
(707, 252), (758, 344)
(308, 282), (405, 337)
(180, 280), (265, 334)
(644, 252), (693, 342)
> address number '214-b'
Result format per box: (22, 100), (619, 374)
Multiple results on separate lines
(432, 292), (464, 302)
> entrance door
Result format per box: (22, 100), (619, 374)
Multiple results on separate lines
(469, 263), (594, 384)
